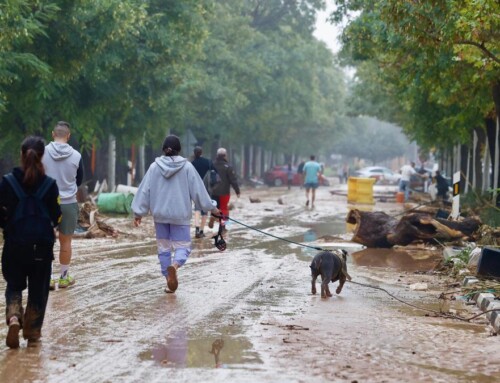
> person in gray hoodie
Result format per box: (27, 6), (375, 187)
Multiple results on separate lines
(132, 135), (220, 294)
(42, 121), (83, 290)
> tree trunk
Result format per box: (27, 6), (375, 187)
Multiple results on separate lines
(347, 209), (482, 248)
(260, 149), (266, 176)
(491, 80), (500, 205)
(243, 144), (251, 180)
(460, 144), (468, 194)
(108, 134), (116, 192)
(473, 127), (486, 192)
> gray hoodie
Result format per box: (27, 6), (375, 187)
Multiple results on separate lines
(132, 155), (215, 225)
(42, 142), (82, 204)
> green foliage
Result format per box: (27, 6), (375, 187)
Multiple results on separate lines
(332, 0), (499, 152)
(461, 190), (500, 227)
(0, 0), (348, 168)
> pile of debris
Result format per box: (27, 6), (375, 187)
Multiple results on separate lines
(76, 202), (118, 239)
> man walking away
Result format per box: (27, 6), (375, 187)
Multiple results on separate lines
(42, 121), (83, 289)
(303, 155), (322, 208)
(208, 148), (240, 233)
(191, 146), (212, 238)
(399, 161), (425, 202)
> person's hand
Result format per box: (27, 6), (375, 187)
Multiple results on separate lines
(211, 208), (221, 218)
(134, 217), (142, 227)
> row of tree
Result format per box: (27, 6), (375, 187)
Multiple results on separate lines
(331, 0), (500, 203)
(0, 0), (353, 184)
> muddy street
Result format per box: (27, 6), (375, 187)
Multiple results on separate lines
(0, 186), (498, 383)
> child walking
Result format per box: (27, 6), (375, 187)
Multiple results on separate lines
(132, 135), (220, 293)
(0, 136), (61, 348)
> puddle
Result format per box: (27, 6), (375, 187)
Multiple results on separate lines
(139, 325), (262, 369)
(351, 247), (442, 272)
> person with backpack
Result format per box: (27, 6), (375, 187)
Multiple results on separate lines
(207, 148), (240, 233)
(42, 121), (83, 290)
(191, 146), (212, 238)
(131, 135), (220, 294)
(0, 136), (61, 348)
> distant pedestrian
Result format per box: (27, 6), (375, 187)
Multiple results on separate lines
(42, 121), (83, 290)
(132, 135), (220, 294)
(399, 161), (425, 201)
(342, 163), (349, 184)
(287, 163), (293, 190)
(417, 164), (429, 192)
(191, 146), (212, 238)
(0, 136), (61, 348)
(207, 148), (240, 233)
(297, 160), (305, 189)
(303, 155), (322, 208)
(434, 170), (449, 202)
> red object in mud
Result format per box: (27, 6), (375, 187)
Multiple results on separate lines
(263, 165), (330, 187)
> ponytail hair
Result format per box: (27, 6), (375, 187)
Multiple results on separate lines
(162, 135), (181, 157)
(21, 136), (46, 187)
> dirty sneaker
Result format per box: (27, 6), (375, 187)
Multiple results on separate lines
(166, 266), (178, 292)
(58, 274), (75, 288)
(49, 278), (56, 291)
(6, 316), (20, 349)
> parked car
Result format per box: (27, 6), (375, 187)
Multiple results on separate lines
(263, 165), (330, 187)
(352, 166), (401, 184)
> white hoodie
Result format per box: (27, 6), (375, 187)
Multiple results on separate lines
(42, 142), (82, 204)
(132, 155), (214, 225)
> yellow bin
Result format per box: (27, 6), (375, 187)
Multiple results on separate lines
(347, 177), (376, 204)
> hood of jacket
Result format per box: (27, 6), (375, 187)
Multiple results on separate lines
(46, 142), (74, 161)
(155, 155), (186, 179)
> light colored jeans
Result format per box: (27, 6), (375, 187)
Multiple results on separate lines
(154, 223), (191, 276)
(399, 180), (410, 201)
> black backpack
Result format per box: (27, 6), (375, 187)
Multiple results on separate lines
(3, 174), (56, 245)
(203, 164), (221, 194)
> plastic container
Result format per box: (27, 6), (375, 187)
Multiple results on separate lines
(395, 192), (405, 203)
(97, 193), (134, 214)
(348, 177), (376, 204)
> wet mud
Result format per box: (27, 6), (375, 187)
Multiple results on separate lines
(0, 185), (498, 382)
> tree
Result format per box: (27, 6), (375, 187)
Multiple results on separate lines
(332, 0), (500, 199)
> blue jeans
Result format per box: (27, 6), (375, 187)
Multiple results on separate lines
(154, 223), (191, 276)
(399, 180), (410, 201)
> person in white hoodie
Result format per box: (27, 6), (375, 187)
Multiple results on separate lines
(132, 135), (220, 294)
(42, 121), (83, 289)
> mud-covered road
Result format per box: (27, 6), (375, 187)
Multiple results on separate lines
(1, 185), (498, 383)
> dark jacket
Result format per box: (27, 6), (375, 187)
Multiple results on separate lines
(211, 157), (240, 197)
(0, 168), (61, 256)
(191, 156), (212, 180)
(435, 174), (449, 196)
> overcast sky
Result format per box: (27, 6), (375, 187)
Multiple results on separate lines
(313, 3), (342, 54)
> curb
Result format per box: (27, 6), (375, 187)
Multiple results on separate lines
(472, 291), (500, 332)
